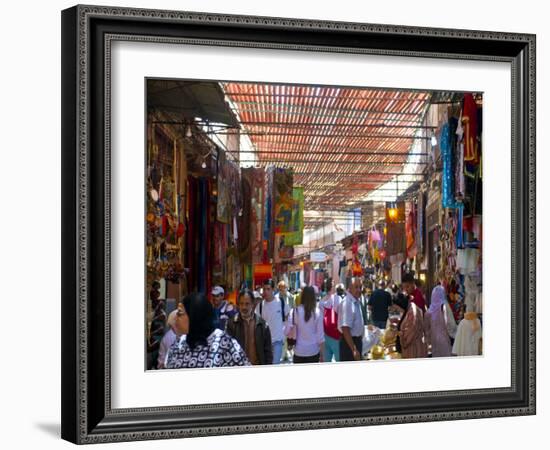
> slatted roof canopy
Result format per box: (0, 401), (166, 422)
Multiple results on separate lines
(222, 82), (433, 229)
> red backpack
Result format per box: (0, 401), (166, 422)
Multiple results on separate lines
(323, 305), (341, 340)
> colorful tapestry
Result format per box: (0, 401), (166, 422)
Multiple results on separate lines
(243, 264), (253, 290)
(441, 121), (462, 209)
(462, 93), (479, 167)
(273, 168), (294, 234)
(197, 177), (209, 294)
(185, 176), (198, 292)
(416, 192), (424, 258)
(238, 169), (253, 264)
(227, 160), (242, 217)
(406, 204), (417, 259)
(281, 186), (304, 246)
(274, 234), (294, 263)
(263, 167), (274, 259)
(212, 222), (227, 286)
(249, 168), (265, 265)
(253, 263), (272, 287)
(216, 151), (231, 224)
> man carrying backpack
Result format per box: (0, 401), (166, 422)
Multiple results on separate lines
(256, 278), (289, 364)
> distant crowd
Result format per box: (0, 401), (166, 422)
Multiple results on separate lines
(148, 272), (480, 370)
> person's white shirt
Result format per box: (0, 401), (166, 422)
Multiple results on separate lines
(290, 305), (324, 357)
(256, 296), (289, 342)
(319, 292), (342, 312)
(337, 292), (365, 337)
(157, 328), (177, 369)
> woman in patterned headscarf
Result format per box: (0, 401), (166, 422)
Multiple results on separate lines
(424, 285), (454, 357)
(165, 293), (250, 369)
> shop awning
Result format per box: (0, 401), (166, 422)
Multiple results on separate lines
(147, 80), (240, 127)
(221, 82), (433, 228)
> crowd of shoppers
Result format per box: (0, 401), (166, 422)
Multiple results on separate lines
(151, 272), (472, 370)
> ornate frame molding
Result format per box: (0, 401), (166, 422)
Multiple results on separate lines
(61, 5), (536, 444)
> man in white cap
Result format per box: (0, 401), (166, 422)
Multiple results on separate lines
(211, 285), (236, 331)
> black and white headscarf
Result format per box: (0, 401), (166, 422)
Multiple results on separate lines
(165, 328), (250, 369)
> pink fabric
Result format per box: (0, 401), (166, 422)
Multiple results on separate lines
(400, 303), (427, 359)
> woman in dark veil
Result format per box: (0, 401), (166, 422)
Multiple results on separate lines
(165, 293), (250, 369)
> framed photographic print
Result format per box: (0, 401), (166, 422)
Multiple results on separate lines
(61, 4), (536, 444)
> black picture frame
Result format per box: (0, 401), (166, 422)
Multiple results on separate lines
(61, 4), (536, 444)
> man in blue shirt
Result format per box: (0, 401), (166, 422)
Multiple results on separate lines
(211, 286), (236, 331)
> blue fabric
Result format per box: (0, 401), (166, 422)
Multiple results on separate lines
(440, 123), (462, 209)
(272, 340), (283, 364)
(456, 204), (464, 248)
(323, 334), (340, 362)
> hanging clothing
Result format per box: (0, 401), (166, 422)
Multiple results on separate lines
(455, 114), (466, 198)
(185, 177), (198, 292)
(462, 93), (480, 167)
(452, 312), (482, 356)
(197, 178), (208, 294)
(406, 207), (417, 258)
(441, 121), (462, 209)
(464, 274), (481, 314)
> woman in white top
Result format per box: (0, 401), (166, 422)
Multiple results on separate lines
(288, 286), (324, 363)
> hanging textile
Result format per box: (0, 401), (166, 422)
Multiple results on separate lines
(227, 160), (242, 219)
(406, 204), (417, 259)
(253, 263), (272, 287)
(212, 222), (227, 286)
(309, 269), (316, 287)
(250, 168), (265, 265)
(386, 202), (406, 257)
(456, 205), (464, 249)
(281, 186), (304, 246)
(416, 192), (424, 258)
(462, 93), (480, 169)
(332, 254), (341, 284)
(243, 264), (253, 289)
(273, 168), (294, 234)
(351, 255), (363, 276)
(455, 114), (466, 198)
(278, 235), (295, 262)
(440, 122), (463, 210)
(238, 169), (253, 264)
(263, 167), (274, 260)
(216, 151), (231, 224)
(197, 177), (209, 294)
(185, 176), (198, 292)
(315, 270), (325, 288)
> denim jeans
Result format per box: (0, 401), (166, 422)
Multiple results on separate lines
(323, 335), (340, 362)
(272, 340), (283, 364)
